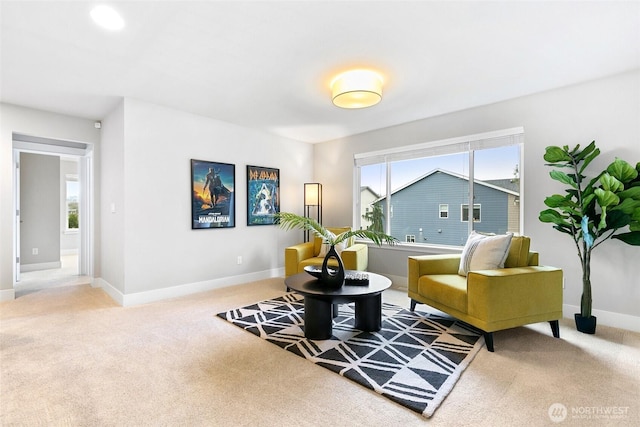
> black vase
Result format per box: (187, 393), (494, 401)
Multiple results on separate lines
(574, 313), (597, 334)
(321, 245), (345, 290)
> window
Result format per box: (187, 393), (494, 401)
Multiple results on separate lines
(405, 235), (415, 243)
(355, 128), (523, 247)
(439, 204), (449, 219)
(461, 204), (481, 222)
(65, 175), (79, 232)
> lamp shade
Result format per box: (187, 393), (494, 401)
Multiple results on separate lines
(331, 70), (383, 109)
(304, 183), (322, 206)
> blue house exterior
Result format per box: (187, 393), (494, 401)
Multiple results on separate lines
(372, 169), (519, 246)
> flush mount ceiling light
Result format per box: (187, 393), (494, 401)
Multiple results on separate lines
(90, 5), (125, 31)
(330, 69), (383, 109)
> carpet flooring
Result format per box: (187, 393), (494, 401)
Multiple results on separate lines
(217, 292), (484, 418)
(2, 278), (639, 425)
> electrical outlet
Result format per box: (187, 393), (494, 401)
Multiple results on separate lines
(237, 256), (242, 265)
(32, 248), (38, 255)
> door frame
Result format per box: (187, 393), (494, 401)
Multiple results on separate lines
(13, 134), (94, 286)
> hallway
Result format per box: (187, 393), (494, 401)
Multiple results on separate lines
(15, 254), (90, 298)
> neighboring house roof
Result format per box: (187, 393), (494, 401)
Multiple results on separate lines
(372, 168), (519, 203)
(360, 186), (380, 199)
(485, 178), (520, 193)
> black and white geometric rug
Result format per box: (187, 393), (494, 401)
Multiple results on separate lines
(217, 292), (484, 418)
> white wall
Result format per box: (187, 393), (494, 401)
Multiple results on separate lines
(314, 70), (640, 330)
(100, 101), (125, 294)
(0, 103), (100, 298)
(98, 98), (312, 303)
(20, 153), (60, 268)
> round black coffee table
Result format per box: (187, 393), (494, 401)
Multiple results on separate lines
(284, 271), (392, 340)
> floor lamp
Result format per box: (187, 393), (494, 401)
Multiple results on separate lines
(304, 183), (322, 242)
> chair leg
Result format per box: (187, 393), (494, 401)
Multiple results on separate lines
(410, 299), (417, 311)
(484, 332), (494, 352)
(549, 320), (560, 338)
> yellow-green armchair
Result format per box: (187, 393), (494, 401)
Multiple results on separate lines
(285, 226), (368, 277)
(408, 235), (563, 352)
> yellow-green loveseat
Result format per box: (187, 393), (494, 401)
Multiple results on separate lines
(408, 235), (563, 352)
(285, 226), (368, 277)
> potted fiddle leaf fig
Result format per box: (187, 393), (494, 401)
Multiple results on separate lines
(275, 212), (398, 288)
(539, 141), (640, 334)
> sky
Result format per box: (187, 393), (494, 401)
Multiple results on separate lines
(361, 145), (520, 196)
(66, 180), (79, 202)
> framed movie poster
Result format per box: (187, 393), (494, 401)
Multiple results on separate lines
(246, 165), (279, 226)
(191, 159), (235, 229)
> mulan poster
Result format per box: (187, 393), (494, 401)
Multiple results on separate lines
(246, 165), (279, 226)
(191, 159), (235, 229)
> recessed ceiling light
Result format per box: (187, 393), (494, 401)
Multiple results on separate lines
(90, 5), (125, 31)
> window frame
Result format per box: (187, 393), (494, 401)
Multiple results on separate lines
(353, 127), (524, 248)
(439, 204), (449, 219)
(65, 174), (79, 233)
(461, 203), (481, 223)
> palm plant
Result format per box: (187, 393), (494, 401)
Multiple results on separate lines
(539, 141), (640, 332)
(276, 212), (398, 247)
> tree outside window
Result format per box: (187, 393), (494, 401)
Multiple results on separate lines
(66, 177), (79, 231)
(362, 203), (384, 233)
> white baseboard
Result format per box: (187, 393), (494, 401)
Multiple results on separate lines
(0, 288), (16, 302)
(383, 273), (407, 289)
(92, 278), (124, 305)
(93, 268), (285, 307)
(20, 261), (62, 272)
(563, 304), (640, 333)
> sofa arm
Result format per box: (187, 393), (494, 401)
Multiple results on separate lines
(408, 255), (461, 293)
(467, 266), (563, 322)
(285, 242), (315, 277)
(341, 243), (368, 271)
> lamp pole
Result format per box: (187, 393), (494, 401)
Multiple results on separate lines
(303, 183), (322, 242)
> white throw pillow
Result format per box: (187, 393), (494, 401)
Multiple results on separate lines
(458, 231), (513, 277)
(318, 241), (331, 257)
(318, 231), (333, 257)
(318, 231), (347, 257)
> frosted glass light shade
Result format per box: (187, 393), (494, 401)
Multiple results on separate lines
(331, 70), (383, 109)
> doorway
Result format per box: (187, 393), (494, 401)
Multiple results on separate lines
(13, 134), (94, 297)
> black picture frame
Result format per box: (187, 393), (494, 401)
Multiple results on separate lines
(246, 165), (279, 226)
(191, 159), (235, 229)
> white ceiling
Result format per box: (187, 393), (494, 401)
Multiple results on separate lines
(1, 1), (638, 143)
